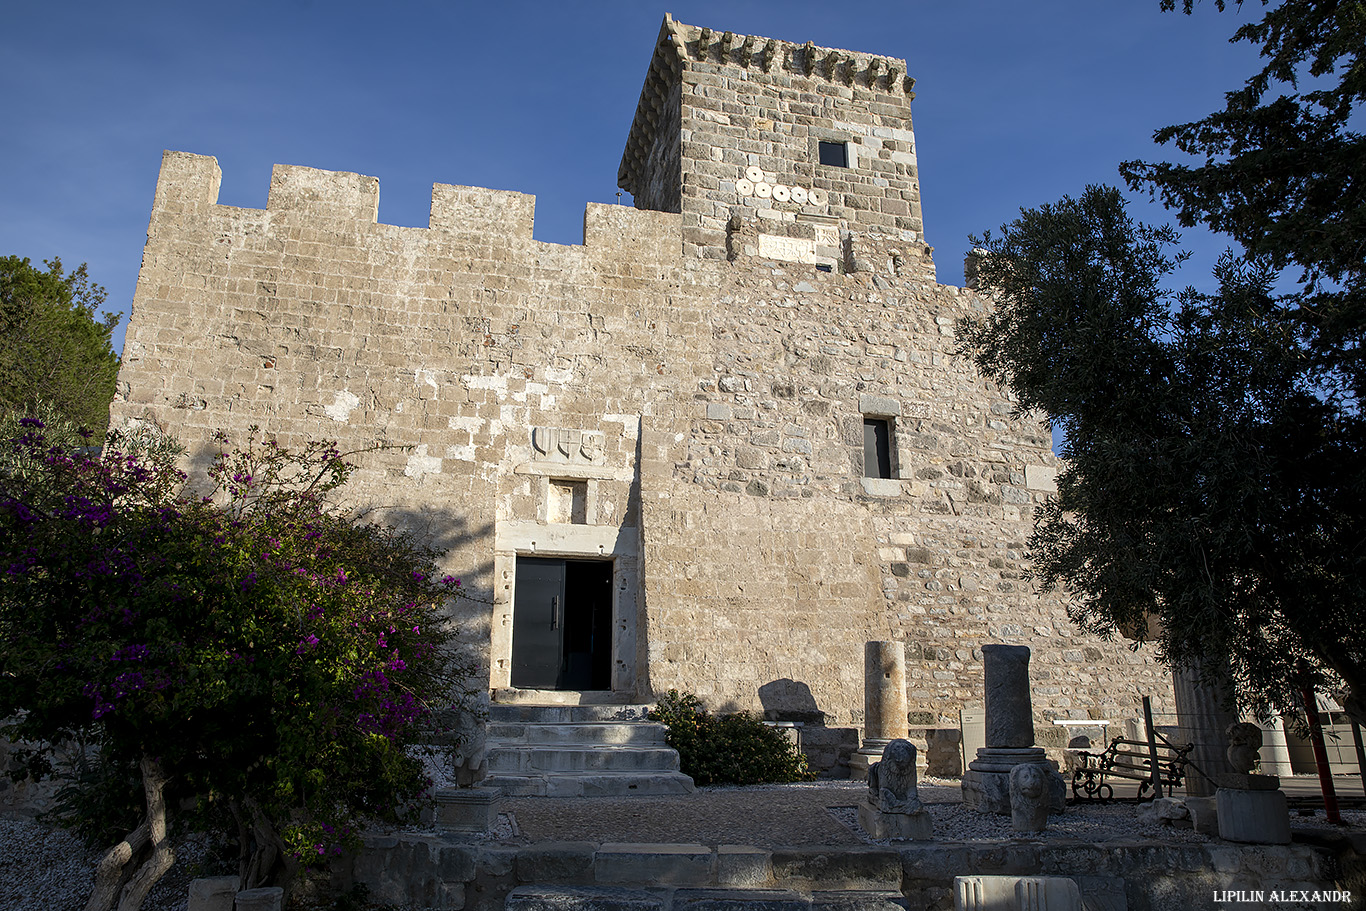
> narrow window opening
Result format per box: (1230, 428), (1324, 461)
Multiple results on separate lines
(863, 418), (893, 479)
(818, 140), (849, 168)
(815, 263), (833, 273)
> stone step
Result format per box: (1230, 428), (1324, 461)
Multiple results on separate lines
(507, 887), (909, 911)
(488, 745), (681, 774)
(486, 770), (697, 798)
(487, 721), (670, 745)
(490, 703), (654, 724)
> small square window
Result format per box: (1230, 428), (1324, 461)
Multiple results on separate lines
(549, 478), (588, 524)
(863, 418), (893, 479)
(818, 140), (849, 168)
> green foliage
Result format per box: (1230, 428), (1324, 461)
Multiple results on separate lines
(0, 423), (477, 898)
(960, 185), (1365, 724)
(0, 256), (121, 435)
(1124, 1), (1365, 409)
(650, 690), (814, 786)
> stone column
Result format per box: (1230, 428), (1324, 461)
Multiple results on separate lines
(1172, 661), (1237, 797)
(984, 644), (1034, 748)
(961, 645), (1065, 814)
(850, 641), (908, 781)
(1259, 716), (1294, 777)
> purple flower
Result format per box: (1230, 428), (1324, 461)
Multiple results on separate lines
(111, 644), (151, 662)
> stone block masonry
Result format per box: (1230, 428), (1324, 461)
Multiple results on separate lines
(111, 16), (1176, 744)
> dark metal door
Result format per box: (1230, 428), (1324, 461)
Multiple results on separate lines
(511, 557), (565, 689)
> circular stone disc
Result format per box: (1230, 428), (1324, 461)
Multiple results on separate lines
(745, 166), (764, 183)
(790, 186), (808, 204)
(808, 188), (828, 206)
(754, 182), (772, 199)
(735, 178), (754, 196)
(772, 185), (791, 202)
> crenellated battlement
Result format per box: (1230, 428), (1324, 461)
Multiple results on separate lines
(620, 15), (914, 200)
(149, 151), (681, 257)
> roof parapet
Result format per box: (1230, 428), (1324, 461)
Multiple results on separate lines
(618, 14), (915, 199)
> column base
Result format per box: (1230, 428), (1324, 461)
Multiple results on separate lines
(1216, 787), (1290, 844)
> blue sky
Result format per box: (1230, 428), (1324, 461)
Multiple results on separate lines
(2, 1), (1266, 356)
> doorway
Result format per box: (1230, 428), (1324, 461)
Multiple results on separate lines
(511, 556), (614, 690)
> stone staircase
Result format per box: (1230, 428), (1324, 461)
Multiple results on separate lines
(485, 703), (695, 797)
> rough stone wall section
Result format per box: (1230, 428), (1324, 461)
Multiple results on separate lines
(621, 16), (925, 262)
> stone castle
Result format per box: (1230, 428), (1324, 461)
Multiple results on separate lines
(111, 15), (1175, 768)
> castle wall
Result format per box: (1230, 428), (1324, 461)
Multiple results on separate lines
(637, 231), (1174, 732)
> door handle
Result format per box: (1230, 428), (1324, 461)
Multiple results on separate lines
(550, 596), (559, 630)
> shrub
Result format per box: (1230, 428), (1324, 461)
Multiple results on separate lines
(0, 423), (477, 910)
(650, 690), (814, 786)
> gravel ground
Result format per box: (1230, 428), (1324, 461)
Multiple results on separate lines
(0, 817), (231, 911)
(6, 781), (1362, 909)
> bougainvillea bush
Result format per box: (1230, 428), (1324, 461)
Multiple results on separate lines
(0, 422), (476, 911)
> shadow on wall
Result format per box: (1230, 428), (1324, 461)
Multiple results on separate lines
(176, 435), (497, 590)
(758, 678), (859, 779)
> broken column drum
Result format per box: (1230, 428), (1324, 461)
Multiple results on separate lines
(961, 644), (1066, 815)
(850, 641), (909, 781)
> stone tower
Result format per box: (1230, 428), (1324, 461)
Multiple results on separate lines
(619, 15), (928, 270)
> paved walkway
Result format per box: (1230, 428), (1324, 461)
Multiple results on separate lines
(500, 780), (882, 846)
(492, 775), (1366, 846)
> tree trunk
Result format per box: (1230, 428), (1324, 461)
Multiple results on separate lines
(113, 755), (175, 911)
(83, 822), (150, 911)
(244, 799), (301, 906)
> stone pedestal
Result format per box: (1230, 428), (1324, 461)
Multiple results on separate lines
(961, 646), (1065, 815)
(234, 888), (284, 911)
(858, 799), (933, 840)
(851, 641), (907, 781)
(1216, 774), (1290, 844)
(926, 728), (963, 777)
(434, 786), (501, 833)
